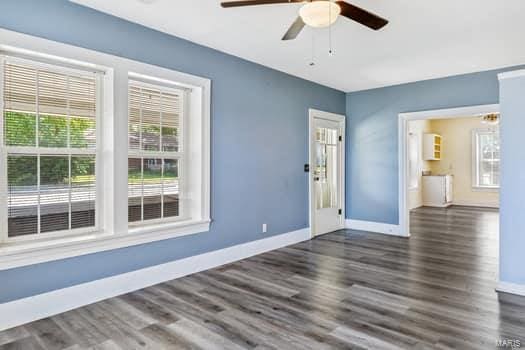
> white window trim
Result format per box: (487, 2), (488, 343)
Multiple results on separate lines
(471, 128), (500, 192)
(0, 55), (103, 244)
(0, 28), (211, 270)
(127, 79), (189, 227)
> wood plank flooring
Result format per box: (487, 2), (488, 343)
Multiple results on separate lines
(1, 206), (524, 349)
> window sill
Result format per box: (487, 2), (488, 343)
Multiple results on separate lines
(0, 219), (211, 271)
(472, 186), (499, 193)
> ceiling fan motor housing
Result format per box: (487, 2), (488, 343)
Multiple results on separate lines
(299, 1), (341, 28)
(221, 0), (389, 40)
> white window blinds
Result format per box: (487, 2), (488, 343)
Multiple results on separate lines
(128, 82), (183, 224)
(2, 58), (99, 238)
(128, 84), (181, 152)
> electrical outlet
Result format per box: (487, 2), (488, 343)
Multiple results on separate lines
(262, 223), (267, 233)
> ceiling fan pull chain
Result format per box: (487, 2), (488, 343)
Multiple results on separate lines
(310, 29), (315, 66)
(328, 0), (334, 56)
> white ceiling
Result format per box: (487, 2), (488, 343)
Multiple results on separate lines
(72, 0), (525, 92)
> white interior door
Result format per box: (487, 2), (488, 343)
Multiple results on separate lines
(310, 110), (345, 237)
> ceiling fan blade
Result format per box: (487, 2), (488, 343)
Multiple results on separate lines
(335, 1), (388, 30)
(282, 16), (305, 40)
(221, 0), (304, 8)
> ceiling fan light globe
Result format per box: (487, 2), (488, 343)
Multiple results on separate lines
(299, 1), (341, 28)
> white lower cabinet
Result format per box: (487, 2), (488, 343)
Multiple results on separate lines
(422, 175), (453, 207)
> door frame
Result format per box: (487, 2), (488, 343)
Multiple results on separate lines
(398, 104), (499, 236)
(309, 108), (346, 238)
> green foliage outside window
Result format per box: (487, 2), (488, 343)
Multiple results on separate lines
(5, 111), (95, 185)
(5, 111), (178, 185)
(4, 111), (36, 146)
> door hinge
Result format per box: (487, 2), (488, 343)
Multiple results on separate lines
(338, 135), (342, 142)
(338, 209), (342, 215)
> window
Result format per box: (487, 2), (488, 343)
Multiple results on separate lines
(473, 128), (500, 189)
(128, 81), (185, 225)
(0, 30), (210, 269)
(1, 57), (100, 240)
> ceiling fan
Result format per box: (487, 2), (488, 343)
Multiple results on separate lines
(220, 0), (389, 40)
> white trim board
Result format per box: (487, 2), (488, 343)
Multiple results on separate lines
(496, 281), (525, 297)
(498, 69), (525, 80)
(0, 227), (310, 331)
(0, 220), (210, 271)
(345, 219), (405, 237)
(452, 200), (499, 208)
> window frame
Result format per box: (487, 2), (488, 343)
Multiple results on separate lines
(472, 128), (500, 191)
(0, 28), (211, 270)
(127, 79), (189, 227)
(0, 55), (104, 244)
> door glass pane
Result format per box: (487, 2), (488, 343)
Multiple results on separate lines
(315, 127), (338, 209)
(8, 155), (38, 237)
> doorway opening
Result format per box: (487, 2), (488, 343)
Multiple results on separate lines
(309, 109), (345, 237)
(399, 104), (500, 236)
(399, 105), (500, 285)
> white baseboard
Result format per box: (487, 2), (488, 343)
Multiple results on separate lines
(0, 228), (310, 331)
(345, 219), (406, 237)
(496, 281), (525, 297)
(452, 200), (499, 208)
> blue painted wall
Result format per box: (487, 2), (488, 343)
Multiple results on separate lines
(345, 66), (524, 224)
(499, 73), (525, 285)
(0, 0), (345, 302)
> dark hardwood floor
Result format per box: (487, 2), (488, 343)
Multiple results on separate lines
(1, 206), (524, 349)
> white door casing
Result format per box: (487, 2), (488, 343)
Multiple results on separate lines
(398, 104), (499, 236)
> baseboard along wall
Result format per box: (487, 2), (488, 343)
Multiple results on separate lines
(0, 228), (310, 331)
(496, 281), (525, 297)
(345, 219), (405, 237)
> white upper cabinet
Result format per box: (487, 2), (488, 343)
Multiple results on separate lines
(423, 133), (442, 160)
